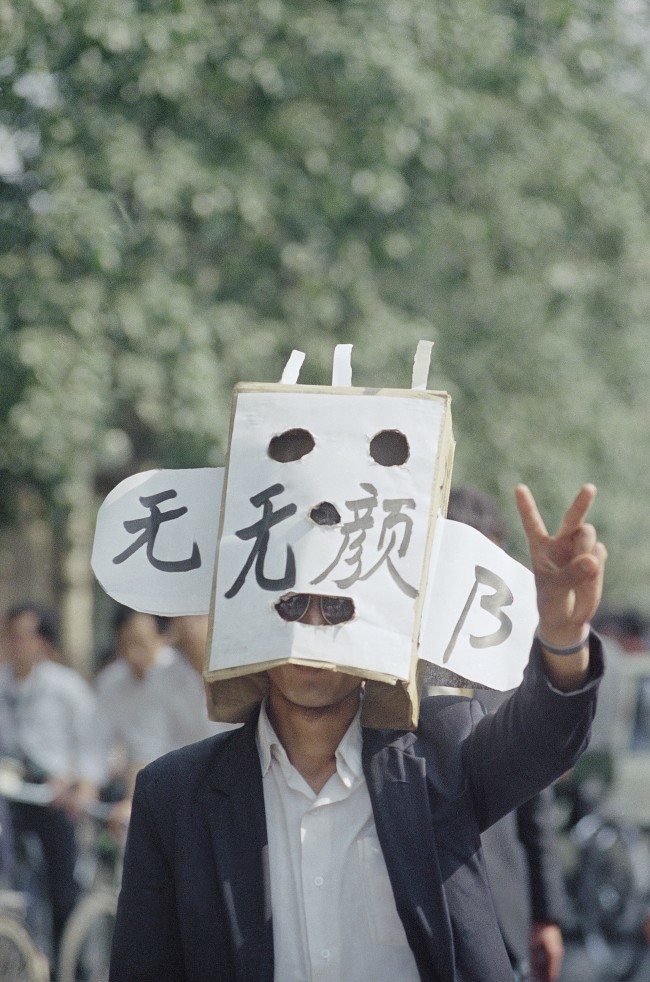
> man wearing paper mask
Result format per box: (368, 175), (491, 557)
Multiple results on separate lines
(99, 343), (606, 982)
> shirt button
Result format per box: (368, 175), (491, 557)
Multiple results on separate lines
(321, 949), (330, 960)
(314, 876), (324, 887)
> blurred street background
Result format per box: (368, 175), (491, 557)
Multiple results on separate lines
(1, 1), (649, 980)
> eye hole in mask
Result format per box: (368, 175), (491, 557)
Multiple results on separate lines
(369, 429), (409, 467)
(268, 428), (315, 462)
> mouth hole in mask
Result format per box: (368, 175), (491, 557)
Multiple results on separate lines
(274, 593), (355, 626)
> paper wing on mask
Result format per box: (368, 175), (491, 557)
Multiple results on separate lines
(418, 518), (538, 691)
(91, 468), (223, 616)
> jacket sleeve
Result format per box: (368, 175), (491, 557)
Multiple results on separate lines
(516, 787), (570, 925)
(110, 770), (186, 982)
(465, 633), (604, 832)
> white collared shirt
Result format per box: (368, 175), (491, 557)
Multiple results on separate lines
(257, 702), (420, 982)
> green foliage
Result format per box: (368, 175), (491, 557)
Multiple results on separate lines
(1, 0), (649, 608)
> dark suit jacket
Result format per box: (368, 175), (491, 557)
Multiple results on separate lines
(477, 689), (569, 967)
(110, 638), (602, 982)
(480, 788), (568, 968)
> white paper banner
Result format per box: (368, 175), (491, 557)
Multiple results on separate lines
(92, 468), (223, 616)
(420, 518), (538, 689)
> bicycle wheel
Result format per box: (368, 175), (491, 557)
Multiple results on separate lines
(57, 889), (117, 982)
(582, 926), (647, 981)
(573, 817), (650, 980)
(0, 914), (50, 982)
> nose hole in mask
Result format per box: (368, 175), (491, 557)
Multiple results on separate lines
(309, 502), (341, 526)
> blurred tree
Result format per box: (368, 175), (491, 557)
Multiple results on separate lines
(0, 0), (649, 660)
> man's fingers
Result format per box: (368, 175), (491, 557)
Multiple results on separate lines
(556, 484), (597, 538)
(558, 540), (607, 587)
(572, 523), (597, 555)
(517, 485), (605, 587)
(515, 484), (548, 545)
(560, 552), (601, 584)
(595, 540), (608, 564)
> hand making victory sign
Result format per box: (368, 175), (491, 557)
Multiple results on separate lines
(515, 483), (607, 690)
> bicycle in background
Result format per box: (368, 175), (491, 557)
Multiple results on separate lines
(0, 888), (50, 982)
(56, 797), (124, 982)
(0, 759), (126, 982)
(0, 765), (51, 982)
(557, 757), (650, 981)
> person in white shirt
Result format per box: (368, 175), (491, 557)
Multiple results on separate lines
(0, 602), (102, 956)
(111, 484), (608, 982)
(96, 606), (228, 823)
(257, 668), (421, 980)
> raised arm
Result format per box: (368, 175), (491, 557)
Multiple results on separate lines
(465, 485), (607, 830)
(515, 483), (606, 690)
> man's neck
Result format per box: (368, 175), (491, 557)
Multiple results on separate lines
(267, 686), (361, 794)
(129, 645), (164, 681)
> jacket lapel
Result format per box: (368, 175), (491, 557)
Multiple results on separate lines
(362, 728), (456, 982)
(200, 715), (273, 982)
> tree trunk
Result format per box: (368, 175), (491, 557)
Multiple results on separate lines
(60, 464), (96, 678)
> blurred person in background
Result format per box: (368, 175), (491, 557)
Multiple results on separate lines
(96, 606), (232, 826)
(444, 486), (569, 982)
(592, 609), (649, 655)
(0, 601), (103, 957)
(168, 613), (212, 676)
(580, 612), (637, 757)
(35, 608), (69, 666)
(0, 601), (60, 665)
(168, 614), (240, 732)
(582, 608), (650, 795)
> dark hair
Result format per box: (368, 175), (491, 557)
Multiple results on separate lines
(5, 602), (60, 648)
(446, 485), (508, 547)
(112, 605), (169, 636)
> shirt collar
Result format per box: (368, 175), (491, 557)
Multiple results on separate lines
(256, 700), (363, 789)
(334, 709), (363, 788)
(256, 700), (276, 778)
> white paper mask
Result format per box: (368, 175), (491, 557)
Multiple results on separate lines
(209, 386), (448, 683)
